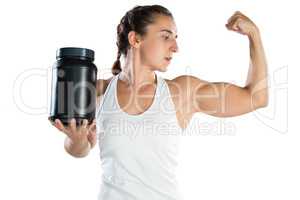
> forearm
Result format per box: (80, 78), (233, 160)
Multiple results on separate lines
(245, 28), (268, 106)
(64, 137), (91, 158)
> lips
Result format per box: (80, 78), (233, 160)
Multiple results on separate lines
(165, 57), (172, 61)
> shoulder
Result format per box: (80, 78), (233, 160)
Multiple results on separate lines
(163, 75), (207, 111)
(165, 75), (208, 96)
(96, 76), (113, 97)
(96, 76), (114, 107)
(165, 75), (210, 111)
(171, 75), (207, 85)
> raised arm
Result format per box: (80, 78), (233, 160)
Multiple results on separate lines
(174, 11), (268, 118)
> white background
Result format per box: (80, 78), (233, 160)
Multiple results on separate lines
(0, 0), (298, 199)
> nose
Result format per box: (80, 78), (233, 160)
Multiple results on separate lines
(171, 40), (179, 53)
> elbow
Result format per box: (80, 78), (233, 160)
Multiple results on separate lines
(257, 99), (268, 108)
(261, 95), (269, 107)
(245, 81), (269, 109)
(246, 85), (269, 109)
(254, 93), (269, 109)
(260, 88), (269, 108)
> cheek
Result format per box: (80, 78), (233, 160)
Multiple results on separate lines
(141, 42), (164, 62)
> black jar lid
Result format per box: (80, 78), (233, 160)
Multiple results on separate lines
(56, 47), (95, 61)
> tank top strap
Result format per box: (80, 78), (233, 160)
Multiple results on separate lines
(155, 75), (174, 111)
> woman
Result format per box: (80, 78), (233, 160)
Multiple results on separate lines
(50, 4), (268, 200)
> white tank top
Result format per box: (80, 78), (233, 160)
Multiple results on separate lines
(96, 72), (184, 200)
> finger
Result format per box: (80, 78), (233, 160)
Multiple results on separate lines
(68, 118), (77, 133)
(230, 11), (251, 25)
(234, 11), (243, 16)
(84, 119), (89, 128)
(90, 119), (96, 126)
(227, 11), (241, 24)
(80, 119), (89, 134)
(87, 129), (97, 148)
(88, 121), (96, 133)
(87, 119), (96, 131)
(54, 119), (64, 130)
(235, 11), (249, 19)
(226, 11), (245, 29)
(226, 16), (242, 31)
(54, 119), (70, 136)
(226, 17), (238, 30)
(227, 14), (240, 26)
(227, 14), (235, 24)
(232, 17), (243, 31)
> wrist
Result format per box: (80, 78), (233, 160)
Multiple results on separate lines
(248, 26), (260, 40)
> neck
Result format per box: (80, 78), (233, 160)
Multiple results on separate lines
(118, 49), (156, 89)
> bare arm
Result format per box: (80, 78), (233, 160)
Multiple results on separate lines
(245, 28), (268, 106)
(174, 11), (268, 118)
(225, 11), (268, 107)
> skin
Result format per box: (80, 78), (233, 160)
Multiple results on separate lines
(49, 11), (268, 157)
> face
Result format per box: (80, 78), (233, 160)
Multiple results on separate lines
(138, 15), (179, 72)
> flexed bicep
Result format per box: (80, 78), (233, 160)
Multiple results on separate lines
(173, 75), (267, 118)
(195, 82), (263, 117)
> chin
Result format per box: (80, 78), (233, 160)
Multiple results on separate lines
(162, 67), (168, 72)
(156, 65), (168, 72)
(161, 63), (170, 70)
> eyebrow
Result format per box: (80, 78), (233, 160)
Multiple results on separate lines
(159, 29), (178, 39)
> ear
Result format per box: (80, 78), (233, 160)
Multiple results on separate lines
(128, 31), (142, 48)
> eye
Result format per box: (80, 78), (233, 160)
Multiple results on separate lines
(163, 35), (170, 40)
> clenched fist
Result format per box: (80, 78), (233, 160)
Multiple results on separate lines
(226, 11), (259, 36)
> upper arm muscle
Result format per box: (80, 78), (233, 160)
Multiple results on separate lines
(196, 82), (256, 117)
(173, 75), (262, 118)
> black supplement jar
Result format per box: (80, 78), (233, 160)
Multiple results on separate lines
(49, 47), (98, 126)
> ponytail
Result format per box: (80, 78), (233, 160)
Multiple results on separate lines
(112, 50), (122, 75)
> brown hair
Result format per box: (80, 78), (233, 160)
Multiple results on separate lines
(111, 5), (173, 75)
